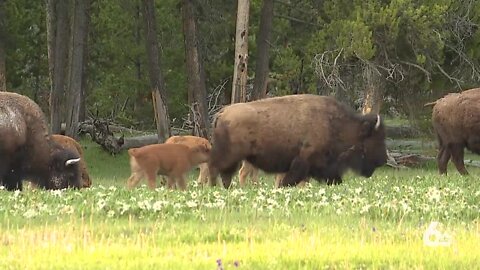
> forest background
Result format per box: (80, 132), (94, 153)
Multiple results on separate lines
(1, 0), (480, 141)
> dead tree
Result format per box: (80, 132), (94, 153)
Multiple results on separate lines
(231, 0), (250, 103)
(142, 0), (171, 142)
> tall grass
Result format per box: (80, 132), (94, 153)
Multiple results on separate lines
(0, 140), (479, 269)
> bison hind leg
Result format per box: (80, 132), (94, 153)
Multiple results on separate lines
(449, 144), (468, 175)
(220, 162), (240, 189)
(437, 145), (451, 175)
(278, 157), (309, 188)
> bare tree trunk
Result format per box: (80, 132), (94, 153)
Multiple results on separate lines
(182, 0), (210, 138)
(46, 0), (56, 91)
(231, 0), (250, 104)
(0, 0), (6, 91)
(66, 0), (89, 139)
(142, 0), (170, 142)
(251, 0), (273, 101)
(361, 64), (384, 114)
(50, 0), (70, 133)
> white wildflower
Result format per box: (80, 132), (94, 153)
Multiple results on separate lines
(23, 208), (37, 218)
(186, 200), (198, 208)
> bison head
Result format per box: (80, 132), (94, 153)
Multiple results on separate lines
(347, 114), (387, 177)
(47, 142), (82, 189)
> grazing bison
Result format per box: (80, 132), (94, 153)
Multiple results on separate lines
(126, 143), (210, 190)
(208, 94), (387, 188)
(430, 88), (480, 175)
(165, 135), (211, 185)
(0, 92), (82, 190)
(51, 134), (92, 188)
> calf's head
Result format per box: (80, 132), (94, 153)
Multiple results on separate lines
(48, 142), (82, 189)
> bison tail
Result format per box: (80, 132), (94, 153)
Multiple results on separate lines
(424, 101), (437, 107)
(209, 123), (231, 169)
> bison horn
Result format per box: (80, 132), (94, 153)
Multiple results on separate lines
(65, 158), (81, 166)
(374, 114), (381, 130)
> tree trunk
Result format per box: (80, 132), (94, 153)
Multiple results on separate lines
(182, 0), (210, 139)
(231, 0), (250, 104)
(0, 0), (6, 91)
(251, 0), (273, 101)
(66, 0), (89, 139)
(142, 0), (171, 142)
(46, 0), (56, 92)
(50, 0), (70, 133)
(361, 64), (384, 114)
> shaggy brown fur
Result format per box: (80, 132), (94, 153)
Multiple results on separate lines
(126, 143), (210, 190)
(165, 135), (211, 184)
(431, 88), (480, 175)
(209, 94), (387, 188)
(0, 92), (81, 190)
(51, 135), (92, 187)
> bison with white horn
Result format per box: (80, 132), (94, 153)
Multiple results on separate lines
(208, 94), (388, 188)
(0, 92), (82, 190)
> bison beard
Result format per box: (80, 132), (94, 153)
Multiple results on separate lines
(0, 92), (82, 190)
(430, 88), (480, 175)
(208, 94), (387, 188)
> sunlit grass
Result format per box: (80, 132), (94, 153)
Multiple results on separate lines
(0, 140), (479, 269)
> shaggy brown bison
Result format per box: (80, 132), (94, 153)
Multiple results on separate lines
(51, 134), (92, 188)
(208, 94), (387, 188)
(126, 143), (210, 190)
(0, 92), (82, 190)
(165, 135), (211, 184)
(430, 88), (480, 175)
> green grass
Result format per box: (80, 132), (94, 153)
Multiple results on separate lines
(0, 139), (479, 269)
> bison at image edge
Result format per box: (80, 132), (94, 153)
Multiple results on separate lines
(430, 87), (480, 175)
(208, 94), (388, 188)
(0, 92), (82, 190)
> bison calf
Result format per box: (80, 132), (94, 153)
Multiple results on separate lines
(209, 94), (387, 188)
(165, 135), (211, 185)
(430, 88), (480, 175)
(126, 143), (210, 190)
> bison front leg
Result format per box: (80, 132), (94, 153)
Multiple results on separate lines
(278, 157), (309, 187)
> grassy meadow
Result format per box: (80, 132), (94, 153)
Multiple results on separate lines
(0, 138), (479, 269)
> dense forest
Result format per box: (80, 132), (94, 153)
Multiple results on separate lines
(1, 0), (480, 138)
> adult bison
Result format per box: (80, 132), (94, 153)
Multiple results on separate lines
(208, 94), (388, 188)
(430, 88), (480, 175)
(51, 134), (92, 188)
(0, 92), (82, 190)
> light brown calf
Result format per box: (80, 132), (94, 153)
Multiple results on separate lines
(165, 135), (211, 185)
(126, 143), (210, 190)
